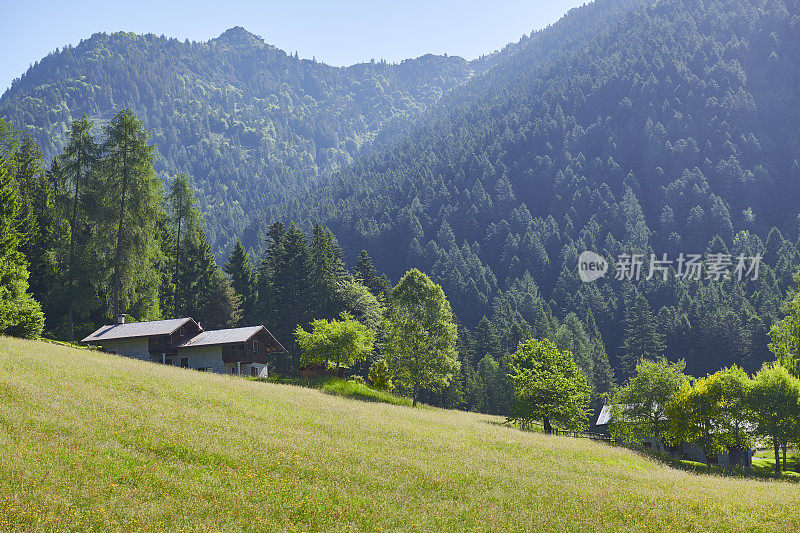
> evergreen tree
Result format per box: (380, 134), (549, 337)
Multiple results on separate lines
(101, 108), (163, 321)
(0, 163), (45, 338)
(167, 173), (198, 316)
(621, 291), (665, 375)
(473, 315), (500, 366)
(12, 136), (68, 334)
(225, 239), (257, 324)
(354, 249), (391, 299)
(61, 116), (101, 340)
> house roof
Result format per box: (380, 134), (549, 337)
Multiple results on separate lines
(596, 405), (614, 426)
(595, 404), (668, 426)
(176, 325), (285, 351)
(82, 317), (197, 343)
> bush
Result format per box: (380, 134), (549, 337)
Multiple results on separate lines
(368, 358), (394, 391)
(321, 378), (411, 406)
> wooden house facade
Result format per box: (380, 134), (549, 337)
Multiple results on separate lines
(82, 317), (284, 376)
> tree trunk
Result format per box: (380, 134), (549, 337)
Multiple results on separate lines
(174, 213), (181, 316)
(412, 389), (417, 407)
(67, 153), (81, 342)
(113, 148), (129, 320)
(774, 437), (781, 475)
(782, 441), (787, 470)
(653, 418), (661, 453)
(543, 417), (552, 434)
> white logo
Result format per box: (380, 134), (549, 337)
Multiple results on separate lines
(578, 251), (608, 283)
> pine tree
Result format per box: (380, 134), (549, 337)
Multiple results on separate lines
(0, 162), (45, 338)
(225, 239), (257, 324)
(61, 116), (101, 340)
(354, 249), (391, 299)
(308, 223), (346, 318)
(473, 315), (500, 366)
(621, 291), (665, 375)
(167, 173), (197, 316)
(101, 108), (163, 321)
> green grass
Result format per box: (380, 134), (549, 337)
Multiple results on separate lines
(320, 378), (413, 406)
(752, 448), (800, 478)
(2, 336), (800, 532)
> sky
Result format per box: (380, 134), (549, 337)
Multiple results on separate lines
(0, 0), (587, 93)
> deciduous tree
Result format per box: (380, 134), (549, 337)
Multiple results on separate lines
(509, 338), (591, 433)
(382, 269), (459, 406)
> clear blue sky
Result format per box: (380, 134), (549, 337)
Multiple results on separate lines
(0, 0), (587, 93)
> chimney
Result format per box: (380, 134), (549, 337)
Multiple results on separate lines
(115, 314), (126, 325)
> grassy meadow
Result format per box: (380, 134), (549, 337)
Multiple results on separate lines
(1, 336), (800, 532)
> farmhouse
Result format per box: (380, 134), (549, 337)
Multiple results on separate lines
(82, 316), (285, 377)
(595, 405), (754, 467)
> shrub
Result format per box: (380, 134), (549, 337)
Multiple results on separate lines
(368, 358), (394, 391)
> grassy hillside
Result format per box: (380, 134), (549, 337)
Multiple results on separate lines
(1, 337), (799, 532)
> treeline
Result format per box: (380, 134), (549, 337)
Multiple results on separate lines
(277, 0), (800, 379)
(507, 277), (800, 476)
(0, 112), (241, 340)
(0, 27), (474, 256)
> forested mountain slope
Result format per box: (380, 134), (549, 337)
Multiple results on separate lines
(286, 0), (800, 376)
(0, 27), (474, 251)
(3, 0), (800, 381)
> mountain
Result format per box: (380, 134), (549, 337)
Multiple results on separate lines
(0, 26), (475, 251)
(3, 0), (800, 378)
(285, 0), (800, 375)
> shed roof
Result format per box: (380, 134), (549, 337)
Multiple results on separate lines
(596, 404), (668, 426)
(177, 325), (285, 351)
(82, 317), (197, 343)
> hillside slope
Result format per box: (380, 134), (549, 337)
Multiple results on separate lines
(290, 0), (800, 375)
(0, 27), (474, 252)
(1, 336), (798, 531)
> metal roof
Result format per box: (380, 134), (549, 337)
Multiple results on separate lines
(82, 317), (196, 343)
(177, 325), (270, 348)
(596, 405), (614, 426)
(596, 404), (668, 426)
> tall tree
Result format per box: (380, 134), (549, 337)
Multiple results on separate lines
(225, 239), (257, 324)
(61, 116), (100, 340)
(167, 173), (198, 316)
(101, 108), (163, 321)
(611, 358), (687, 452)
(621, 291), (665, 375)
(0, 162), (45, 338)
(353, 249), (391, 299)
(748, 363), (800, 475)
(12, 136), (67, 326)
(509, 338), (591, 433)
(382, 269), (459, 406)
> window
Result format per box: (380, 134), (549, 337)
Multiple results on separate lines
(239, 343), (245, 351)
(180, 327), (185, 337)
(180, 358), (188, 368)
(253, 340), (259, 353)
(251, 366), (258, 377)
